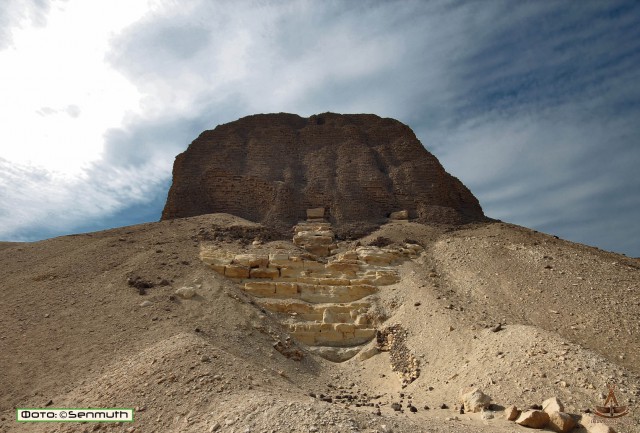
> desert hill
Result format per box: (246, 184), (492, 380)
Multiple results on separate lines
(2, 113), (639, 433)
(1, 214), (638, 433)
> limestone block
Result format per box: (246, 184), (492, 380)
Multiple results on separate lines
(542, 397), (564, 414)
(374, 270), (400, 285)
(356, 247), (399, 265)
(207, 264), (226, 275)
(504, 405), (521, 421)
(303, 260), (326, 272)
(268, 253), (290, 268)
(304, 245), (330, 257)
(349, 284), (378, 298)
(275, 282), (299, 296)
(459, 388), (491, 413)
(291, 331), (316, 346)
(322, 277), (351, 286)
(243, 282), (275, 296)
(295, 223), (331, 234)
(334, 323), (356, 334)
(390, 210), (409, 220)
(280, 267), (301, 278)
(225, 265), (250, 278)
(286, 256), (305, 268)
(306, 207), (325, 219)
(298, 284), (376, 303)
(349, 278), (374, 286)
(315, 330), (348, 345)
(547, 411), (576, 433)
(233, 254), (268, 268)
(335, 250), (358, 261)
(515, 410), (550, 429)
(250, 267), (279, 279)
(322, 309), (337, 323)
(293, 232), (333, 246)
(326, 261), (360, 276)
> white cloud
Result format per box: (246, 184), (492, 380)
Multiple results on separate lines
(0, 0), (148, 174)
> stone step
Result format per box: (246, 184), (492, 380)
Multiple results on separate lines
(285, 322), (376, 347)
(257, 299), (370, 322)
(243, 281), (377, 303)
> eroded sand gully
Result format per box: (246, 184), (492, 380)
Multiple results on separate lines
(200, 215), (423, 362)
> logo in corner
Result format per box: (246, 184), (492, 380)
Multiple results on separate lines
(594, 383), (629, 419)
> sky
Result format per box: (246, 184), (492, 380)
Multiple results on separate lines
(0, 0), (639, 257)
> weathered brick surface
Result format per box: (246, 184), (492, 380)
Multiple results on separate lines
(162, 113), (484, 229)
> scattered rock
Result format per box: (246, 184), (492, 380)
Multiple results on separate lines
(391, 402), (402, 411)
(459, 387), (491, 413)
(490, 323), (503, 332)
(127, 276), (154, 295)
(440, 403), (448, 409)
(515, 410), (550, 429)
(504, 405), (521, 421)
(139, 300), (153, 307)
(542, 396), (565, 414)
(547, 411), (576, 433)
(481, 410), (494, 420)
(175, 286), (196, 299)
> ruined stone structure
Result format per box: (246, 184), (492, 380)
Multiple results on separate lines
(200, 212), (422, 364)
(162, 113), (484, 232)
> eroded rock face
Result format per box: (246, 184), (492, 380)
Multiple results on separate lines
(162, 113), (484, 232)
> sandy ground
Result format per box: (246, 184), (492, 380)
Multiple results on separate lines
(1, 214), (638, 433)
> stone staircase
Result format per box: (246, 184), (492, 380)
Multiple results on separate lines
(200, 210), (422, 362)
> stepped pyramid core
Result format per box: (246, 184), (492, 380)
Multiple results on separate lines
(162, 112), (485, 234)
(200, 208), (422, 363)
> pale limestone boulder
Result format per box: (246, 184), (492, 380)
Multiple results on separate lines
(547, 411), (576, 433)
(516, 410), (550, 429)
(542, 397), (565, 414)
(175, 286), (196, 299)
(504, 405), (521, 421)
(458, 388), (491, 413)
(389, 210), (409, 220)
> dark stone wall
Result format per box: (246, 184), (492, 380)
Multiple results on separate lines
(161, 113), (485, 230)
